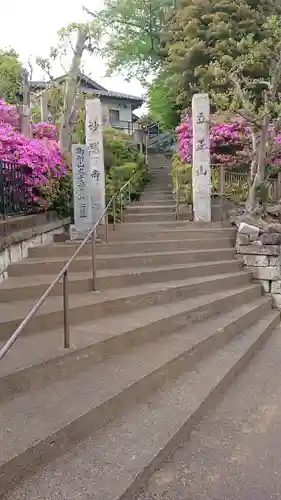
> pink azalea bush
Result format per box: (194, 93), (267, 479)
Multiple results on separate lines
(0, 100), (66, 209)
(176, 114), (252, 169)
(176, 114), (281, 175)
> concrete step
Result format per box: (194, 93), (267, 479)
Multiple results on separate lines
(142, 189), (172, 194)
(107, 220), (230, 233)
(0, 260), (242, 302)
(7, 248), (235, 277)
(148, 178), (170, 182)
(125, 213), (176, 222)
(126, 205), (176, 214)
(140, 197), (174, 202)
(137, 199), (174, 205)
(141, 190), (173, 195)
(0, 275), (256, 340)
(136, 323), (281, 500)
(2, 305), (278, 498)
(140, 191), (174, 196)
(146, 183), (171, 188)
(28, 237), (235, 259)
(0, 273), (257, 400)
(108, 226), (236, 241)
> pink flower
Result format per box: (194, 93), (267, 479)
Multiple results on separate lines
(0, 100), (67, 208)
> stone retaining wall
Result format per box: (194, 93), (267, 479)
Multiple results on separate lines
(236, 226), (281, 308)
(0, 214), (70, 283)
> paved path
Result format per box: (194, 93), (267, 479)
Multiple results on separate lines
(137, 326), (281, 500)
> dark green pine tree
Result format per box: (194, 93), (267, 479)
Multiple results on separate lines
(164, 0), (281, 107)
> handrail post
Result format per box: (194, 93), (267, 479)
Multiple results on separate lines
(91, 230), (97, 291)
(128, 182), (131, 204)
(120, 192), (123, 223)
(0, 160), (7, 222)
(176, 170), (180, 220)
(113, 196), (117, 231)
(63, 271), (70, 349)
(105, 213), (109, 244)
(220, 165), (225, 223)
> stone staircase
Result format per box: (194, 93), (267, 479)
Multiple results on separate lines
(0, 156), (280, 500)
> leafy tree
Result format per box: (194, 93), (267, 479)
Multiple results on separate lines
(175, 11), (281, 211)
(148, 70), (180, 130)
(0, 49), (22, 104)
(90, 0), (176, 81)
(164, 0), (281, 108)
(211, 15), (281, 211)
(36, 20), (101, 159)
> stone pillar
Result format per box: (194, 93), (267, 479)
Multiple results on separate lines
(85, 99), (106, 225)
(70, 144), (92, 240)
(192, 93), (211, 222)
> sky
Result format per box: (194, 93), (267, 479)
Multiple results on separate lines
(0, 0), (146, 112)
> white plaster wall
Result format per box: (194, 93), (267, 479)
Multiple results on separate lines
(102, 100), (132, 124)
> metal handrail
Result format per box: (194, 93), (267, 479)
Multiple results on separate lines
(0, 173), (137, 361)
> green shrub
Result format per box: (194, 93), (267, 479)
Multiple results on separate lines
(172, 153), (250, 207)
(106, 160), (149, 214)
(171, 153), (192, 205)
(44, 127), (149, 220)
(39, 168), (73, 219)
(103, 127), (140, 169)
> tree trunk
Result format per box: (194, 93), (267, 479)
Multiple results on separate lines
(20, 69), (32, 138)
(246, 115), (270, 212)
(250, 130), (257, 181)
(40, 92), (49, 122)
(59, 29), (87, 157)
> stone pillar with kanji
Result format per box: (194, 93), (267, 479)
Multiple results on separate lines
(192, 93), (211, 222)
(85, 98), (106, 225)
(70, 144), (92, 240)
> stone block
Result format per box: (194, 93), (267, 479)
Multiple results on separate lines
(249, 234), (259, 242)
(267, 223), (281, 234)
(21, 235), (42, 259)
(237, 244), (280, 256)
(236, 233), (250, 245)
(271, 281), (281, 294)
(41, 231), (54, 246)
(232, 214), (266, 230)
(238, 222), (260, 237)
(70, 224), (91, 241)
(0, 249), (9, 273)
(269, 257), (281, 267)
(0, 271), (8, 284)
(260, 233), (281, 245)
(272, 294), (281, 309)
(243, 255), (269, 267)
(250, 266), (279, 281)
(8, 244), (22, 265)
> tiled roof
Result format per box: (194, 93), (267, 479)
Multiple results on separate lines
(93, 88), (143, 103)
(31, 73), (143, 104)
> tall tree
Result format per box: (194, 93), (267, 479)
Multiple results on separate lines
(90, 0), (176, 81)
(36, 20), (101, 159)
(164, 0), (281, 108)
(148, 69), (180, 130)
(0, 49), (22, 104)
(211, 15), (281, 211)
